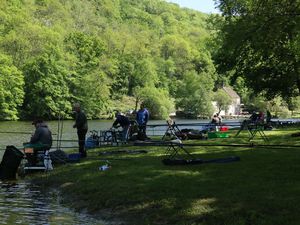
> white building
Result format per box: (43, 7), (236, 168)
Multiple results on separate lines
(212, 86), (241, 116)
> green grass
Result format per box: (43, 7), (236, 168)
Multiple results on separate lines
(35, 128), (300, 225)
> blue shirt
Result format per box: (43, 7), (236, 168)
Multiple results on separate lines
(136, 108), (149, 125)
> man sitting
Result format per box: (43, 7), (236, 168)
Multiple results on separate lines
(25, 119), (52, 165)
(30, 119), (53, 148)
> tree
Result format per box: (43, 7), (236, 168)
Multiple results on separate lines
(215, 0), (300, 99)
(22, 46), (71, 119)
(287, 96), (300, 116)
(176, 71), (214, 117)
(65, 32), (110, 117)
(0, 53), (24, 120)
(135, 86), (174, 119)
(213, 89), (232, 114)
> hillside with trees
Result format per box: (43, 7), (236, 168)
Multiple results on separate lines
(2, 0), (299, 121)
(0, 0), (218, 120)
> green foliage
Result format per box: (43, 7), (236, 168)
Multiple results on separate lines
(135, 86), (174, 119)
(213, 89), (232, 113)
(0, 53), (24, 120)
(65, 32), (110, 118)
(287, 96), (300, 115)
(232, 76), (250, 104)
(176, 71), (215, 117)
(0, 0), (218, 120)
(22, 46), (71, 119)
(215, 0), (300, 99)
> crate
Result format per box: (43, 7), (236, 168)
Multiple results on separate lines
(68, 153), (81, 163)
(208, 132), (229, 138)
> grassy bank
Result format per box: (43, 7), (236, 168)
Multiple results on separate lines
(35, 128), (300, 225)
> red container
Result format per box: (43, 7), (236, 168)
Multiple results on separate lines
(220, 126), (228, 131)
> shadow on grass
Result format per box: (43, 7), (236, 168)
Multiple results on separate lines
(41, 130), (300, 225)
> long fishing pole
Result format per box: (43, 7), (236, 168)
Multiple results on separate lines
(147, 122), (243, 128)
(57, 113), (61, 151)
(59, 113), (64, 150)
(0, 131), (57, 135)
(133, 141), (300, 148)
(0, 131), (33, 135)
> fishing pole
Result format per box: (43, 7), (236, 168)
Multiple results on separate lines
(133, 141), (300, 149)
(52, 139), (78, 142)
(147, 122), (242, 128)
(0, 131), (57, 135)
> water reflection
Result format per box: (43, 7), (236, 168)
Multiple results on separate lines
(0, 180), (104, 225)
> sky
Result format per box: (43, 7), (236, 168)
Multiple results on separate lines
(165, 0), (219, 14)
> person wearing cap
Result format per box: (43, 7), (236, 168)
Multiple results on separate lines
(30, 119), (53, 149)
(112, 111), (131, 143)
(73, 103), (88, 158)
(27, 119), (53, 166)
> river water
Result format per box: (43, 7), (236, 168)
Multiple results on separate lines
(0, 180), (104, 225)
(0, 119), (221, 154)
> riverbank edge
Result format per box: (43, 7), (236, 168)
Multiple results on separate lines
(29, 174), (126, 225)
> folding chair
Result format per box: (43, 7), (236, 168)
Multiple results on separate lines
(248, 123), (268, 142)
(235, 120), (268, 142)
(162, 120), (185, 141)
(164, 139), (194, 160)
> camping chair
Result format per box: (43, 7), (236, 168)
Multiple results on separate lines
(162, 119), (186, 141)
(247, 123), (268, 142)
(164, 139), (194, 160)
(235, 120), (268, 142)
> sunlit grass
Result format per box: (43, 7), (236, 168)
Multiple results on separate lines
(36, 127), (300, 225)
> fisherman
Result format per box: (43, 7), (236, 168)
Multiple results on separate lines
(136, 103), (149, 136)
(30, 119), (53, 149)
(27, 119), (53, 166)
(112, 111), (131, 143)
(73, 103), (88, 158)
(216, 113), (222, 125)
(211, 114), (219, 124)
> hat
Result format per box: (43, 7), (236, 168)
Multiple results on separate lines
(32, 118), (44, 125)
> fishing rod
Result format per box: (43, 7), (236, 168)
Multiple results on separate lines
(147, 122), (242, 128)
(133, 141), (300, 149)
(0, 131), (57, 135)
(52, 139), (78, 142)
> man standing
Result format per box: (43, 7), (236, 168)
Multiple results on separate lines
(136, 103), (149, 136)
(73, 103), (88, 158)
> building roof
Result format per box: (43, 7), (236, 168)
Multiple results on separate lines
(222, 86), (240, 99)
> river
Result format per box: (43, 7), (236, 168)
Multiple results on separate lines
(0, 119), (224, 154)
(0, 180), (104, 224)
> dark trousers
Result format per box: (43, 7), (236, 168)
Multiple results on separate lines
(77, 129), (88, 157)
(138, 124), (147, 135)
